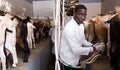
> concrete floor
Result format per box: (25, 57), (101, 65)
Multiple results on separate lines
(7, 37), (50, 70)
(1, 37), (113, 70)
(50, 50), (113, 70)
(92, 55), (112, 70)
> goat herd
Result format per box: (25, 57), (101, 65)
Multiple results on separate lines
(0, 10), (51, 70)
(83, 7), (120, 70)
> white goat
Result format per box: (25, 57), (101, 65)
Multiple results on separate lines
(27, 22), (36, 49)
(0, 16), (18, 70)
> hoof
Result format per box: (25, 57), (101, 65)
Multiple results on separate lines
(23, 59), (28, 63)
(12, 64), (16, 68)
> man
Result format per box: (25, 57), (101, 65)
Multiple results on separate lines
(60, 4), (103, 70)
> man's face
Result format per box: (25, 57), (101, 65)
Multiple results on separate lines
(76, 9), (87, 23)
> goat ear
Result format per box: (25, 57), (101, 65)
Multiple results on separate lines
(115, 6), (120, 14)
(105, 13), (118, 23)
(95, 16), (102, 22)
(104, 20), (110, 24)
(89, 18), (96, 23)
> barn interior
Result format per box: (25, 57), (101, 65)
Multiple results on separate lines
(0, 0), (120, 70)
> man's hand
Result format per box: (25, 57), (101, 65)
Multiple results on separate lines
(92, 45), (96, 51)
(92, 43), (105, 52)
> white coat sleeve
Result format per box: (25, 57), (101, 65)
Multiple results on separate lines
(63, 30), (93, 56)
(82, 33), (93, 47)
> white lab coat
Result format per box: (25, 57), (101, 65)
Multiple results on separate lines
(60, 17), (94, 66)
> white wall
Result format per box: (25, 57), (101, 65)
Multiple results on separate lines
(0, 0), (120, 18)
(80, 3), (101, 19)
(33, 1), (54, 19)
(101, 0), (120, 14)
(0, 0), (54, 19)
(0, 0), (102, 20)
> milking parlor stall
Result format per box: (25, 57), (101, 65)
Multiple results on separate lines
(0, 0), (120, 70)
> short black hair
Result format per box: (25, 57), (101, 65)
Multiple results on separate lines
(75, 4), (87, 13)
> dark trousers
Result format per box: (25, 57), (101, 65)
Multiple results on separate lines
(63, 55), (93, 70)
(63, 64), (92, 70)
(63, 65), (80, 70)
